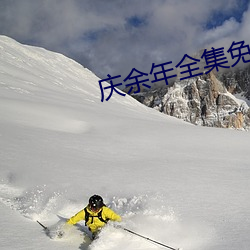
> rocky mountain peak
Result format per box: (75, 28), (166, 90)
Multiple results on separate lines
(131, 70), (250, 130)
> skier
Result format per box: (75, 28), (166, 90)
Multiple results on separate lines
(66, 194), (122, 239)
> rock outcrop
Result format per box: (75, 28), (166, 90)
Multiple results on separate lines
(131, 71), (250, 130)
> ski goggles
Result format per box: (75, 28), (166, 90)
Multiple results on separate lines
(89, 205), (101, 212)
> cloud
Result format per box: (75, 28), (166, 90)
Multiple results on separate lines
(198, 18), (241, 48)
(199, 2), (250, 66)
(239, 5), (250, 43)
(0, 0), (249, 80)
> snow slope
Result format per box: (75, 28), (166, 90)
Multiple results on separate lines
(0, 36), (250, 250)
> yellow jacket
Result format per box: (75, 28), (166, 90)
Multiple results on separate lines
(67, 206), (121, 233)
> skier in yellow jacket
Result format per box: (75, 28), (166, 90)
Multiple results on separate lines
(67, 195), (121, 238)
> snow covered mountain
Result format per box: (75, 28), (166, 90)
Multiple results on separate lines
(218, 64), (250, 102)
(131, 72), (250, 130)
(0, 36), (250, 250)
(129, 49), (250, 130)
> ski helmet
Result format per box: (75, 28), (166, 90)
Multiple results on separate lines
(89, 195), (104, 210)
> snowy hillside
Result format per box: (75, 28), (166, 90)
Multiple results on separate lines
(0, 36), (250, 250)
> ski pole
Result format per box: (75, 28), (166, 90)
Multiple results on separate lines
(122, 227), (180, 250)
(37, 220), (48, 231)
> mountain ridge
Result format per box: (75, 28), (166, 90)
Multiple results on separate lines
(129, 62), (250, 130)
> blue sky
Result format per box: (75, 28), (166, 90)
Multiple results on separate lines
(0, 0), (249, 79)
(206, 0), (249, 28)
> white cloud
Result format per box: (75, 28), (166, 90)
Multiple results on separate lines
(239, 5), (250, 43)
(199, 18), (240, 48)
(0, 0), (249, 78)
